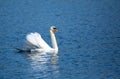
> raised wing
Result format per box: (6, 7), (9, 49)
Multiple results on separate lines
(26, 32), (51, 49)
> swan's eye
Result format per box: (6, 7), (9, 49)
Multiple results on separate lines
(53, 27), (58, 32)
(53, 28), (57, 29)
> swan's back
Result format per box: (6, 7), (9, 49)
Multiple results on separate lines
(26, 32), (51, 50)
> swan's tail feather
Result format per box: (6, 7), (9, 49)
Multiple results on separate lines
(16, 48), (31, 52)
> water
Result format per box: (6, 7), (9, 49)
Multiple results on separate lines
(0, 0), (120, 79)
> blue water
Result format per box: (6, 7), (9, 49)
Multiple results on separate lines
(0, 0), (120, 79)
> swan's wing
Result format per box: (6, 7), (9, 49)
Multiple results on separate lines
(26, 32), (51, 49)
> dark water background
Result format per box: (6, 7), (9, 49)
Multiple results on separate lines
(0, 0), (120, 79)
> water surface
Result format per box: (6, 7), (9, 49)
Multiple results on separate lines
(0, 0), (120, 79)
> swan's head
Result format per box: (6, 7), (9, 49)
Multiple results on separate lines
(50, 26), (58, 32)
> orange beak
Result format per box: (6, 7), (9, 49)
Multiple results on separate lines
(54, 29), (58, 32)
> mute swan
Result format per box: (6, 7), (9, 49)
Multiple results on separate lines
(19, 26), (58, 54)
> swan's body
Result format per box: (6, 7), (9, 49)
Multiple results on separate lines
(26, 26), (58, 54)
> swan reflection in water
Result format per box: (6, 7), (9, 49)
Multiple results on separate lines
(27, 52), (59, 79)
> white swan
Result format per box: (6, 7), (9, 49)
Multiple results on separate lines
(26, 26), (58, 54)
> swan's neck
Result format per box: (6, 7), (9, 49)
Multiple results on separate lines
(50, 30), (58, 52)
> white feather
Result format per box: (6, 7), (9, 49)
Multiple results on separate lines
(26, 32), (51, 50)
